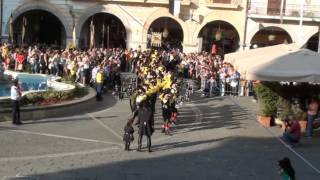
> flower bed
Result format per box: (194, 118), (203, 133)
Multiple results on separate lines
(21, 85), (88, 106)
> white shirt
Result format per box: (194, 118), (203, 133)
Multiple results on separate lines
(91, 67), (99, 80)
(11, 85), (21, 100)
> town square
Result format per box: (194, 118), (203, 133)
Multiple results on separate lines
(0, 0), (320, 179)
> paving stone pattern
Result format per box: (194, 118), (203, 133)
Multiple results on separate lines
(0, 94), (319, 179)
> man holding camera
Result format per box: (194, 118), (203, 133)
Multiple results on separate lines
(282, 116), (301, 147)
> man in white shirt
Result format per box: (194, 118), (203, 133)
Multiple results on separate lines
(11, 79), (22, 125)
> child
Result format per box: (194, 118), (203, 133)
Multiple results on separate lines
(278, 157), (295, 180)
(123, 118), (134, 151)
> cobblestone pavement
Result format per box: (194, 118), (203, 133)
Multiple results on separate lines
(0, 94), (320, 180)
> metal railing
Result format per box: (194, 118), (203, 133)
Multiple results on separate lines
(249, 1), (320, 18)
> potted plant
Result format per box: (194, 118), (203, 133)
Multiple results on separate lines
(277, 97), (293, 130)
(254, 83), (279, 127)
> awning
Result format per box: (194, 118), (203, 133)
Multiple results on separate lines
(246, 49), (320, 83)
(224, 43), (319, 82)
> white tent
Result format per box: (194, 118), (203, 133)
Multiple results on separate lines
(223, 43), (320, 82)
(224, 43), (300, 65)
(246, 49), (320, 83)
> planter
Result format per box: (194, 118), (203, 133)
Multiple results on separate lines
(258, 116), (273, 127)
(299, 121), (307, 133)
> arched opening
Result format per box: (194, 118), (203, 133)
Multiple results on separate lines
(198, 20), (240, 55)
(79, 13), (127, 49)
(12, 9), (66, 48)
(147, 17), (183, 50)
(250, 26), (292, 49)
(306, 32), (319, 52)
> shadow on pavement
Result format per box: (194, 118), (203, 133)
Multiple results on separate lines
(23, 136), (320, 180)
(14, 93), (118, 125)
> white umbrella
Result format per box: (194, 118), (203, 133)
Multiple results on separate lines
(246, 49), (320, 83)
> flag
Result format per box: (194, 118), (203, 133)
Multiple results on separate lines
(9, 14), (13, 43)
(102, 23), (105, 48)
(72, 24), (76, 47)
(21, 16), (27, 44)
(107, 25), (110, 49)
(151, 32), (162, 47)
(89, 17), (95, 49)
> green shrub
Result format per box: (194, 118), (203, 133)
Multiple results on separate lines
(277, 97), (293, 120)
(254, 82), (279, 117)
(20, 86), (88, 106)
(254, 81), (320, 119)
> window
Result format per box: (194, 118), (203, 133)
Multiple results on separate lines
(214, 0), (231, 3)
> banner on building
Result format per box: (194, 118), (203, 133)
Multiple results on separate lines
(151, 32), (162, 47)
(89, 18), (95, 49)
(9, 14), (13, 44)
(72, 24), (76, 47)
(22, 16), (27, 44)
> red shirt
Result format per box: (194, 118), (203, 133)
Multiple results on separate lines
(16, 54), (25, 64)
(289, 121), (301, 138)
(211, 44), (217, 55)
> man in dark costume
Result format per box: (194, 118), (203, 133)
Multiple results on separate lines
(133, 96), (154, 152)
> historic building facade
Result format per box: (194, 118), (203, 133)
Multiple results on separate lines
(0, 0), (247, 53)
(247, 0), (320, 52)
(1, 0), (319, 53)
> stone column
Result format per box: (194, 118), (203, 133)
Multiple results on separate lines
(126, 26), (144, 50)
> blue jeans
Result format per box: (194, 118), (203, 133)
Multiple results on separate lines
(96, 83), (103, 101)
(283, 132), (299, 146)
(306, 114), (316, 137)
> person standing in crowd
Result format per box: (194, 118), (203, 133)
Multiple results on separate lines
(278, 157), (296, 180)
(218, 64), (227, 96)
(95, 66), (104, 101)
(11, 79), (22, 125)
(90, 63), (99, 86)
(282, 116), (301, 147)
(306, 98), (319, 137)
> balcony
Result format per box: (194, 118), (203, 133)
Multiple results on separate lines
(248, 0), (320, 20)
(204, 0), (241, 9)
(73, 0), (170, 4)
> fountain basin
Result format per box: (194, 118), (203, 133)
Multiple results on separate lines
(0, 70), (74, 100)
(0, 71), (97, 121)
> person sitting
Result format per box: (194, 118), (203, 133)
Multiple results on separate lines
(282, 116), (301, 147)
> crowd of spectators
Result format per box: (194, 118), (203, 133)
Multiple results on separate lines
(0, 43), (253, 97)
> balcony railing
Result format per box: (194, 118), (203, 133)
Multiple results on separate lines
(249, 1), (320, 18)
(204, 0), (242, 8)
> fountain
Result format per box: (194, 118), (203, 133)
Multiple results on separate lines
(0, 60), (5, 81)
(0, 60), (74, 98)
(0, 60), (11, 97)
